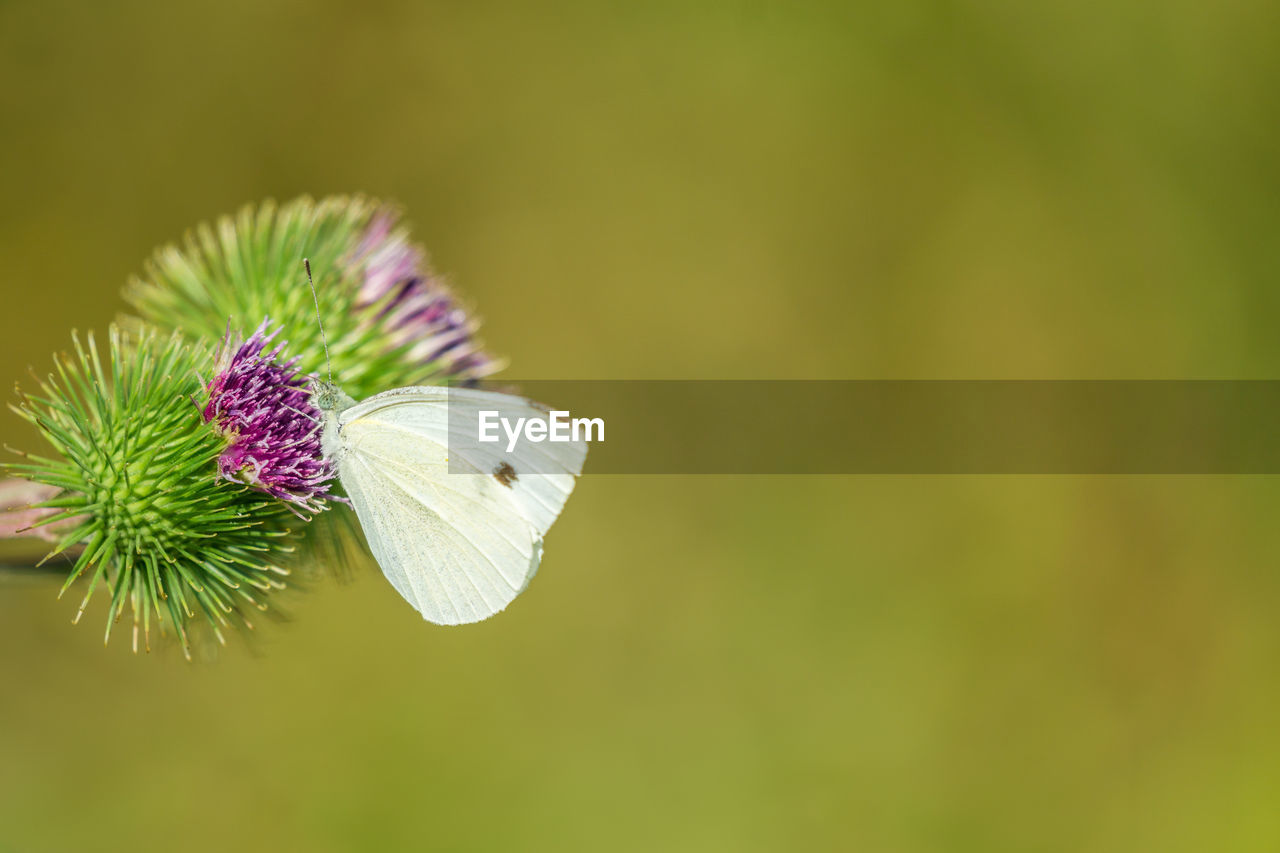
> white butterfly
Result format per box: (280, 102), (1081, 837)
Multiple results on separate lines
(311, 382), (586, 624)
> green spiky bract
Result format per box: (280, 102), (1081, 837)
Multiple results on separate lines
(124, 195), (464, 401)
(7, 326), (296, 657)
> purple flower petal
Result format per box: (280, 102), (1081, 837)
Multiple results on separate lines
(203, 319), (338, 515)
(344, 210), (501, 383)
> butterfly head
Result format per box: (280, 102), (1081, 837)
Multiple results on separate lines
(309, 379), (356, 414)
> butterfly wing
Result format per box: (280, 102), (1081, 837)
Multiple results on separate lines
(340, 386), (587, 535)
(336, 387), (585, 624)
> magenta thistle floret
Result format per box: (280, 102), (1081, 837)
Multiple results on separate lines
(345, 210), (500, 383)
(203, 320), (337, 515)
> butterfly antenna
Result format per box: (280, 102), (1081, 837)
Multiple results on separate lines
(304, 258), (333, 383)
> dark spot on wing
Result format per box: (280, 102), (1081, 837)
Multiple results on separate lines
(493, 461), (518, 488)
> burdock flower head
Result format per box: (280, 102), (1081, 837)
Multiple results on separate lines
(5, 328), (299, 657)
(124, 195), (500, 400)
(202, 319), (337, 516)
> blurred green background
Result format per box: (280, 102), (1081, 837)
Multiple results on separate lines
(2, 1), (1280, 850)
